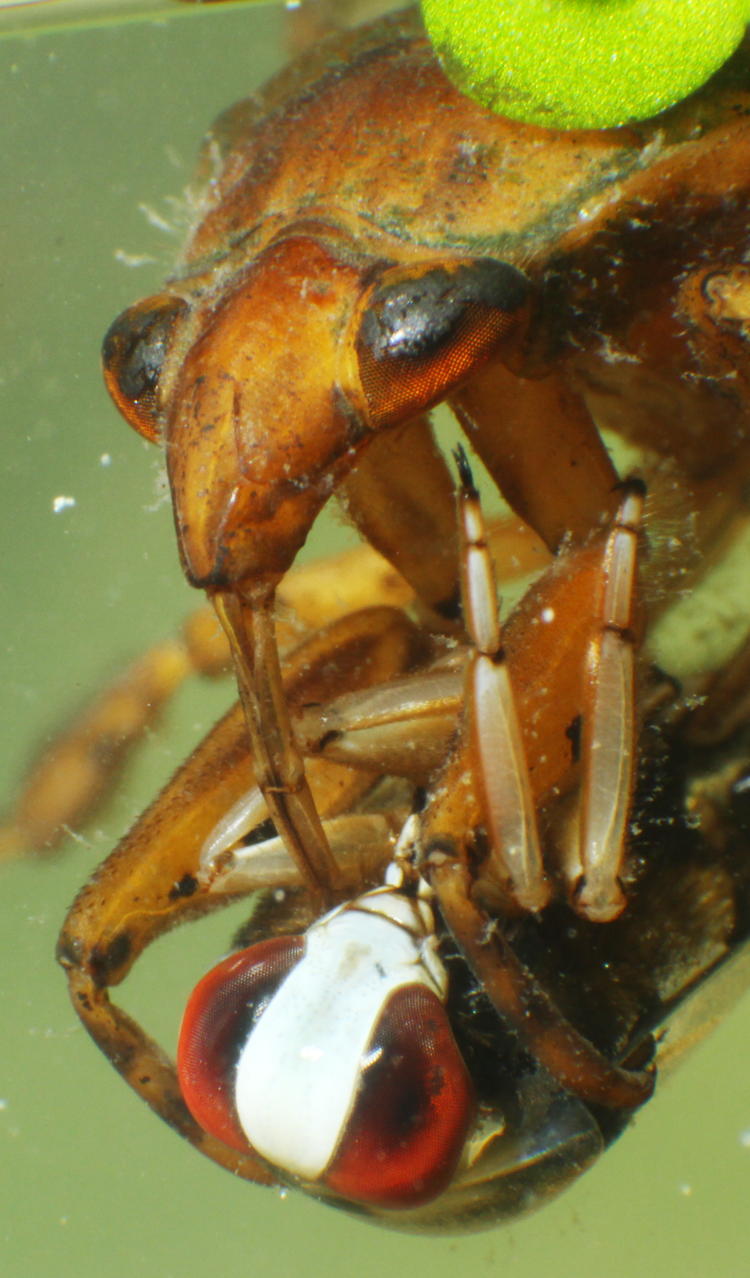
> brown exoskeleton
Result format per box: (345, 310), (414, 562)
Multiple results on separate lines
(12, 3), (749, 1230)
(100, 6), (750, 916)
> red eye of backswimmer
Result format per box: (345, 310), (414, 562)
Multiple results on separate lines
(325, 983), (474, 1208)
(177, 935), (474, 1210)
(177, 937), (303, 1152)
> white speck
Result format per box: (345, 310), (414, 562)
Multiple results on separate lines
(278, 1187), (289, 1200)
(138, 203), (175, 234)
(144, 463), (171, 513)
(52, 495), (76, 513)
(678, 1182), (693, 1197)
(0, 1098), (7, 1111)
(300, 1044), (323, 1062)
(114, 249), (158, 268)
(739, 1127), (750, 1149)
(541, 607), (555, 624)
(100, 453), (112, 467)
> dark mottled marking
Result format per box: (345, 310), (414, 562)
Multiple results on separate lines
(89, 931), (132, 986)
(317, 728), (342, 752)
(566, 714), (582, 764)
(243, 817), (277, 847)
(168, 873), (199, 901)
(432, 586), (462, 623)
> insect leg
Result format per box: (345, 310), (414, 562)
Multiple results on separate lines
(430, 857), (654, 1110)
(338, 414), (461, 621)
(57, 602), (424, 1177)
(212, 590), (428, 906)
(575, 479), (645, 922)
(0, 540), (415, 863)
(0, 607), (230, 861)
(455, 449), (549, 913)
(216, 588), (354, 906)
(451, 364), (618, 551)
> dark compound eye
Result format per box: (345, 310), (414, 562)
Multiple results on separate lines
(356, 258), (530, 427)
(102, 292), (188, 443)
(360, 259), (530, 360)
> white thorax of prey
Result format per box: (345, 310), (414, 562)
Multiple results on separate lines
(234, 866), (446, 1181)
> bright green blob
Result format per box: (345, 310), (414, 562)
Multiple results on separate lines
(421, 0), (750, 129)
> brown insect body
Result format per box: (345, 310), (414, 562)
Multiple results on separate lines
(21, 4), (749, 1232)
(160, 6), (750, 595)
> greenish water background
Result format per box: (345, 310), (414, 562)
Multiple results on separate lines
(0, 5), (748, 1275)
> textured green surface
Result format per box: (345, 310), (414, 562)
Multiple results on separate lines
(422, 0), (750, 127)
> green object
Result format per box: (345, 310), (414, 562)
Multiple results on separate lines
(421, 0), (750, 129)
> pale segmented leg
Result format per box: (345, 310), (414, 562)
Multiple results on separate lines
(575, 480), (645, 921)
(421, 460), (644, 921)
(455, 447), (549, 914)
(423, 463), (653, 1108)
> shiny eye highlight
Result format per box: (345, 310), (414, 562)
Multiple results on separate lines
(356, 259), (530, 428)
(102, 293), (187, 442)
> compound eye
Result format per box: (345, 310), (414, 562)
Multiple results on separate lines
(325, 984), (474, 1209)
(102, 293), (188, 442)
(356, 258), (530, 428)
(177, 936), (304, 1153)
(179, 918), (474, 1210)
